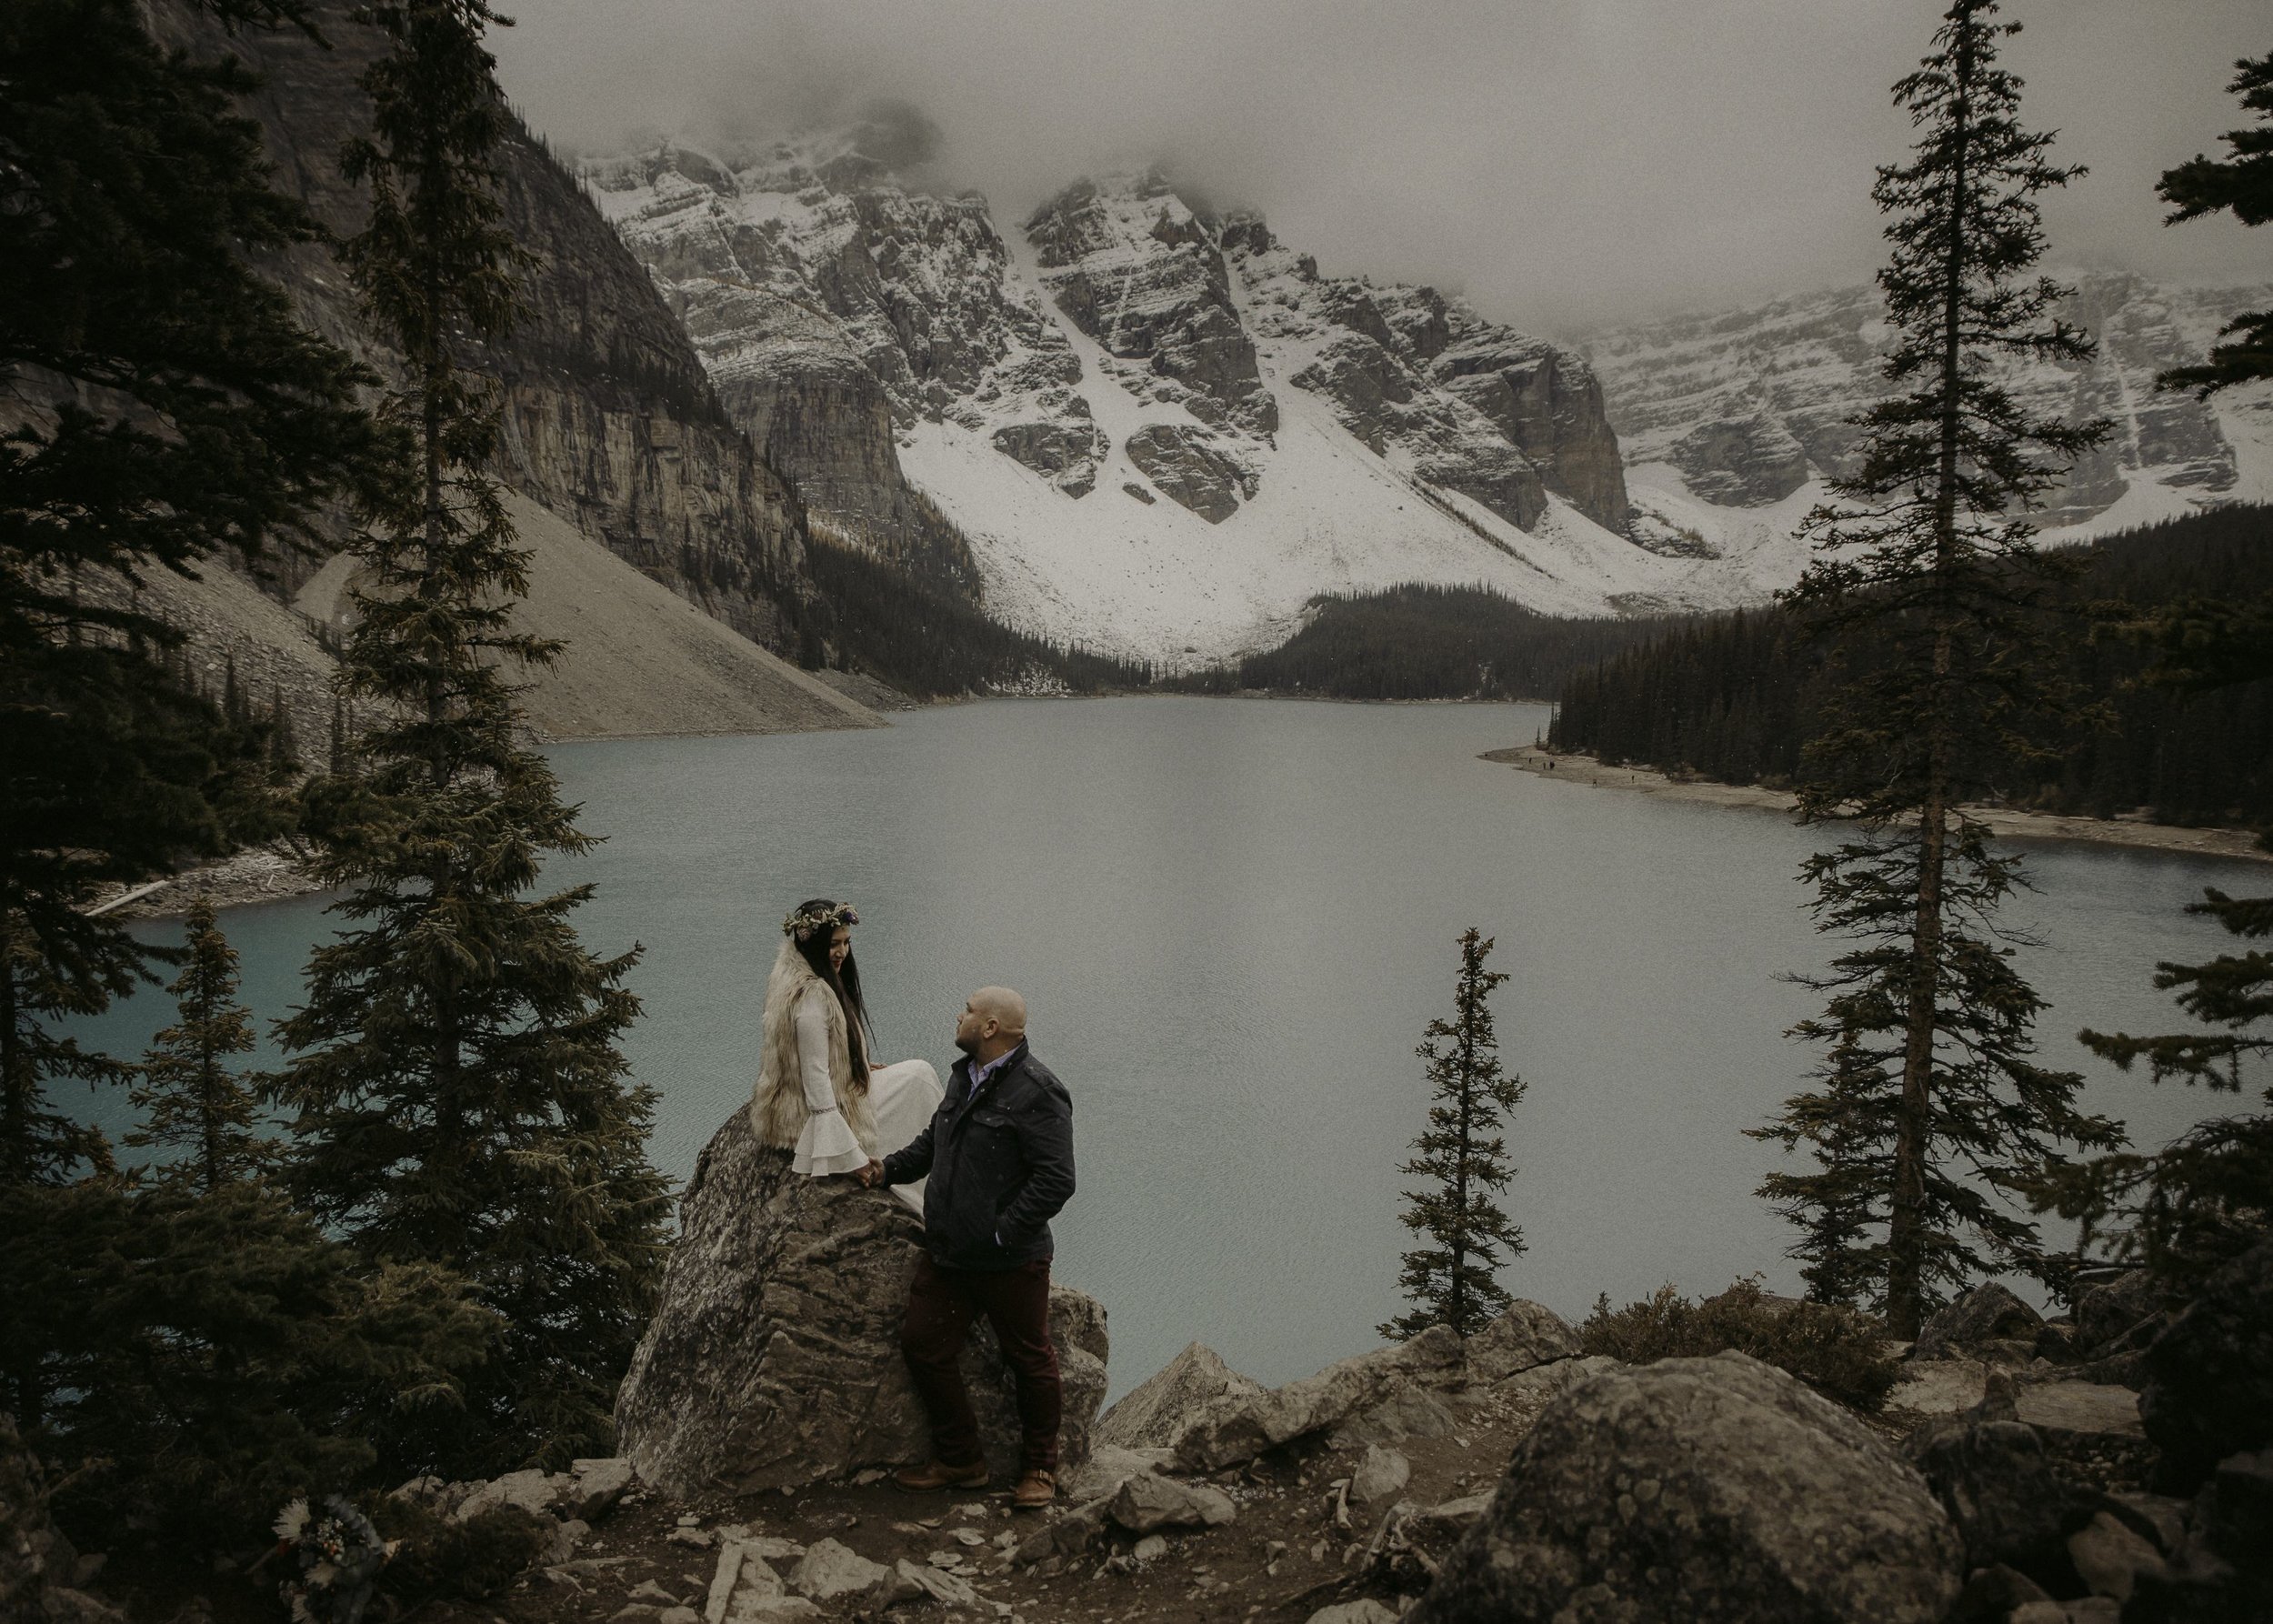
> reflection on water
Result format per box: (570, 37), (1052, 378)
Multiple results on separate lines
(63, 697), (2261, 1397)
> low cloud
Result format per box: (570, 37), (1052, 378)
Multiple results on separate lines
(497, 0), (2269, 335)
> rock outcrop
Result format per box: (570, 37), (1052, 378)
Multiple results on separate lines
(1097, 1301), (1586, 1474)
(1026, 175), (1278, 437)
(614, 1107), (1108, 1494)
(1121, 425), (1256, 523)
(1412, 1351), (1962, 1624)
(1584, 274), (2273, 531)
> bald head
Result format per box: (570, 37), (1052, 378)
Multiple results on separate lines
(956, 986), (1027, 1065)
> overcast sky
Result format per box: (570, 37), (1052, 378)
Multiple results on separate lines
(493, 0), (2269, 336)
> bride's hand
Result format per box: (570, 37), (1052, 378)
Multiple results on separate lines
(856, 1158), (886, 1188)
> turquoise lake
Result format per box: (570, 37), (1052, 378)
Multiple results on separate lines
(63, 697), (2262, 1398)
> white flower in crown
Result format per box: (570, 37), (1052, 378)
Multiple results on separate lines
(782, 901), (859, 942)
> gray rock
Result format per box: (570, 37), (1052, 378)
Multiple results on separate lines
(627, 1579), (680, 1606)
(786, 1539), (892, 1603)
(1490, 1351), (1618, 1410)
(1409, 1351), (1962, 1624)
(1106, 1470), (1236, 1532)
(2016, 1381), (2144, 1441)
(728, 1601), (819, 1624)
(895, 1559), (976, 1607)
(990, 421), (1106, 497)
(1097, 1342), (1262, 1451)
(1306, 1604), (1399, 1624)
(566, 1457), (636, 1521)
(2141, 1239), (2273, 1492)
(1887, 1358), (1994, 1416)
(658, 1609), (702, 1624)
(453, 1467), (568, 1522)
(1349, 1446), (1411, 1505)
(1062, 1441), (1174, 1501)
(1012, 1496), (1111, 1566)
(1915, 1283), (2045, 1361)
(615, 1112), (1107, 1493)
(1171, 1326), (1466, 1471)
(2067, 1510), (2165, 1600)
(2073, 1271), (2166, 1355)
(1460, 1299), (1580, 1382)
(1121, 425), (1255, 523)
(1665, 410), (1812, 506)
(1129, 1535), (1167, 1563)
(1902, 1409), (2083, 1584)
(1326, 1386), (1457, 1449)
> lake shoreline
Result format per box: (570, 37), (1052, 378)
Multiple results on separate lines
(1487, 745), (2273, 865)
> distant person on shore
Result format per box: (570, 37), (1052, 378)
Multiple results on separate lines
(749, 898), (942, 1212)
(859, 986), (1075, 1509)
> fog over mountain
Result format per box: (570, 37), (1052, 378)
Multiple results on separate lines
(495, 0), (2268, 335)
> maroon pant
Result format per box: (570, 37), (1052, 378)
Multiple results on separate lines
(900, 1254), (1061, 1474)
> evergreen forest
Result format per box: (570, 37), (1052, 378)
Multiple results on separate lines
(1547, 505), (2273, 830)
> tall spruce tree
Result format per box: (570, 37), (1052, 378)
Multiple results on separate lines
(126, 897), (273, 1190)
(0, 0), (375, 1187)
(275, 0), (668, 1472)
(1382, 927), (1527, 1340)
(2157, 52), (2273, 399)
(1750, 0), (2122, 1334)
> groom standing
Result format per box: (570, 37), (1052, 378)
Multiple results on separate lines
(860, 986), (1075, 1508)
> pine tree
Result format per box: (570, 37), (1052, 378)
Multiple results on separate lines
(0, 0), (375, 1188)
(125, 897), (273, 1190)
(1750, 0), (2122, 1335)
(275, 0), (668, 1472)
(2157, 53), (2273, 398)
(1382, 927), (1527, 1340)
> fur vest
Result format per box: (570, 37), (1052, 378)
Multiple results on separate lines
(749, 938), (877, 1152)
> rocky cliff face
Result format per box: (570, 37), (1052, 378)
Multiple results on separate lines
(588, 142), (1687, 660)
(1582, 274), (2273, 535)
(156, 3), (813, 650)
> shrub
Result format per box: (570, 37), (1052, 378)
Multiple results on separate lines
(1578, 1276), (1900, 1413)
(366, 1498), (556, 1603)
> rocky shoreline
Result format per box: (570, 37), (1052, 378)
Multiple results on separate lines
(1488, 745), (2273, 865)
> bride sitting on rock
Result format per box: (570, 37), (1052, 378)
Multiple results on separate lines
(751, 897), (942, 1211)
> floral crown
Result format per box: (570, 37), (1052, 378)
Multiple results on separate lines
(783, 901), (859, 942)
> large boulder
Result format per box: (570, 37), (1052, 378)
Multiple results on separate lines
(1915, 1282), (2044, 1362)
(1461, 1300), (1580, 1381)
(1903, 1382), (2091, 1588)
(1410, 1351), (1962, 1624)
(1168, 1327), (1467, 1471)
(614, 1109), (1107, 1494)
(1096, 1341), (1261, 1452)
(2140, 1240), (2273, 1492)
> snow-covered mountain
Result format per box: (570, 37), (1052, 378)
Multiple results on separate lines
(582, 137), (1777, 662)
(1579, 275), (2273, 594)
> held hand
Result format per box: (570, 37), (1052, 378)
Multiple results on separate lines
(857, 1158), (886, 1188)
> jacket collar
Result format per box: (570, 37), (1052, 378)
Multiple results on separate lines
(954, 1038), (1028, 1117)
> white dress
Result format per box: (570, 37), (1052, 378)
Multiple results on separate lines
(788, 987), (942, 1213)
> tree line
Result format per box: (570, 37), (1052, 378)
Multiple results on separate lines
(1548, 504), (2273, 829)
(1165, 584), (1684, 701)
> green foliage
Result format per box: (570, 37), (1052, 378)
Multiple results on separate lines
(2156, 53), (2273, 397)
(1383, 928), (1527, 1340)
(1167, 584), (1684, 701)
(1756, 0), (2117, 1337)
(275, 0), (668, 1476)
(367, 1496), (555, 1603)
(1577, 1278), (1900, 1413)
(0, 0), (374, 1189)
(0, 1178), (493, 1542)
(125, 897), (274, 1189)
(1549, 506), (2273, 828)
(797, 530), (1150, 697)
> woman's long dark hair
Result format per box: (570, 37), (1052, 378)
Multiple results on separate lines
(793, 897), (873, 1087)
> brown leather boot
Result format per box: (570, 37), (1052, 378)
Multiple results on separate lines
(1011, 1469), (1056, 1509)
(895, 1459), (988, 1492)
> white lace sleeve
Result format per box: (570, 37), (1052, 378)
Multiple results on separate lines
(795, 990), (837, 1115)
(791, 988), (863, 1174)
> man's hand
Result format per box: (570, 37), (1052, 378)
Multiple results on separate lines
(856, 1158), (886, 1188)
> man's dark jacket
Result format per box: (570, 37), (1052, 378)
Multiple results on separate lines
(882, 1041), (1075, 1271)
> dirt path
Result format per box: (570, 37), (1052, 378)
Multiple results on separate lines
(1486, 746), (2273, 866)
